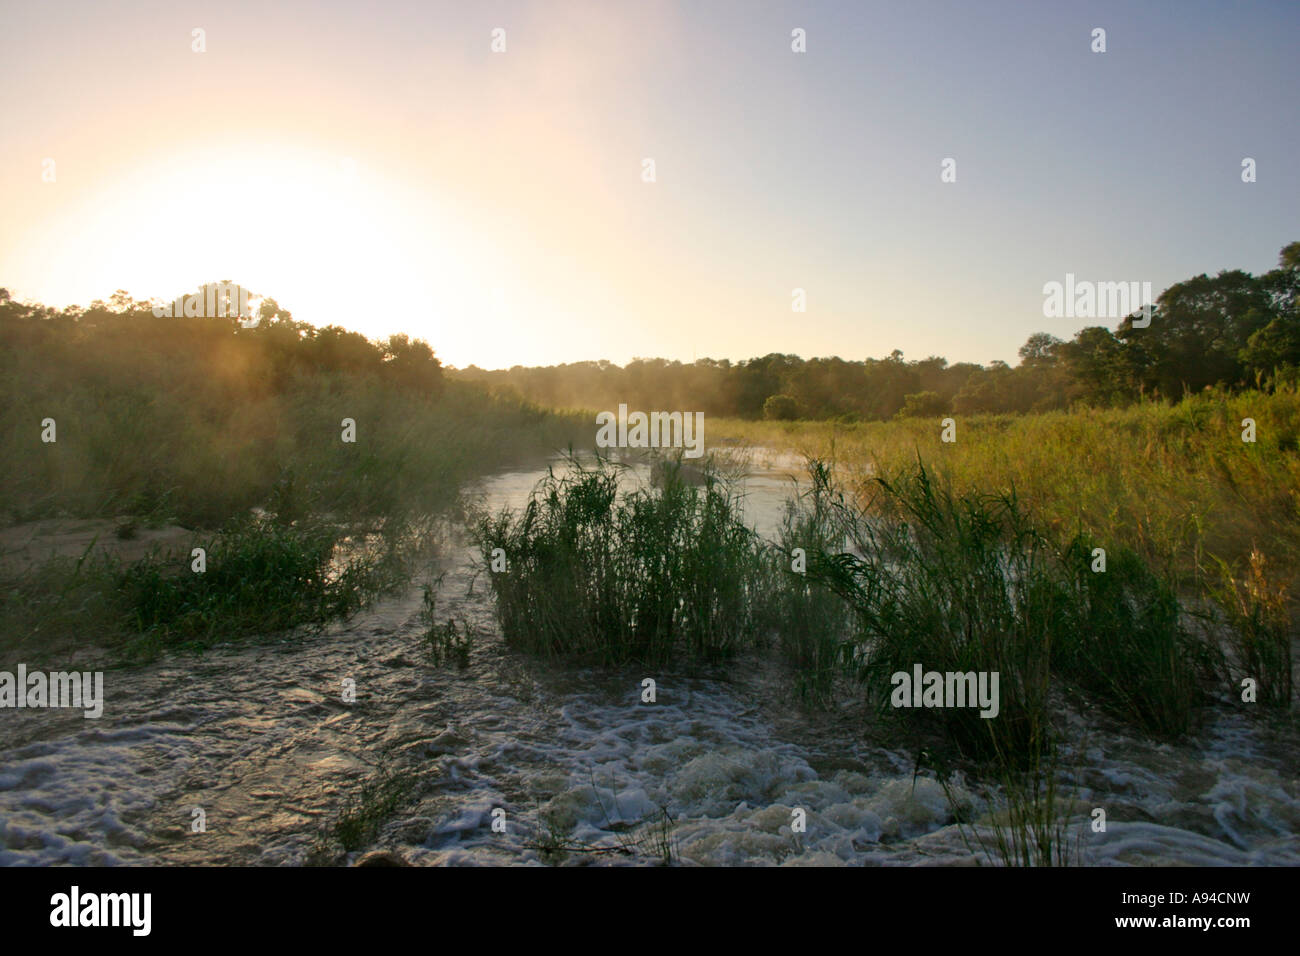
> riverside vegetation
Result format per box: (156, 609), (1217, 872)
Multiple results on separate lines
(471, 438), (1293, 864)
(0, 285), (586, 666)
(4, 267), (1296, 865)
(473, 447), (1292, 746)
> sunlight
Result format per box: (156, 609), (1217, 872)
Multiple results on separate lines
(19, 144), (505, 355)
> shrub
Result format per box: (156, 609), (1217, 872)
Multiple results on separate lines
(763, 394), (799, 421)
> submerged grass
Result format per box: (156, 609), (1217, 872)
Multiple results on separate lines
(934, 733), (1085, 867)
(417, 581), (474, 669)
(526, 769), (679, 865)
(526, 806), (678, 866)
(306, 762), (421, 864)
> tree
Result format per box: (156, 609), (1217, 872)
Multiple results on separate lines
(1279, 241), (1300, 272)
(1059, 326), (1131, 403)
(1121, 270), (1273, 395)
(1018, 332), (1063, 366)
(382, 333), (444, 395)
(1241, 316), (1300, 381)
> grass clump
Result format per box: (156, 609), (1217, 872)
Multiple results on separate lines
(0, 545), (124, 666)
(1204, 548), (1294, 708)
(525, 771), (679, 866)
(1054, 538), (1213, 736)
(804, 459), (1209, 762)
(117, 514), (408, 660)
(935, 734), (1085, 867)
(807, 462), (1058, 762)
(768, 459), (859, 704)
(1, 514), (413, 666)
(417, 583), (473, 669)
(527, 806), (678, 866)
(471, 453), (768, 666)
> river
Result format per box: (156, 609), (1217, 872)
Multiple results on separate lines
(1, 452), (1297, 866)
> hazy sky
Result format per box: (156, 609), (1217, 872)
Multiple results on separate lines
(2, 0), (1297, 369)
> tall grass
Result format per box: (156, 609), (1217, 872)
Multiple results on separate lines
(471, 453), (770, 665)
(0, 543), (124, 666)
(0, 514), (416, 666)
(1204, 548), (1294, 708)
(714, 392), (1298, 717)
(118, 514), (411, 658)
(710, 387), (1300, 604)
(801, 460), (1212, 759)
(471, 448), (1230, 755)
(769, 459), (859, 704)
(807, 463), (1058, 761)
(1, 298), (588, 527)
(2, 375), (586, 529)
(2, 304), (589, 664)
(1053, 538), (1213, 735)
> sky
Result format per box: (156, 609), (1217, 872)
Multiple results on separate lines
(1, 0), (1297, 370)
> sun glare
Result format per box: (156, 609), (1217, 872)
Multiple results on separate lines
(16, 145), (511, 361)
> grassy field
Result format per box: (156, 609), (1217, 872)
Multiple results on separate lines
(710, 387), (1300, 610)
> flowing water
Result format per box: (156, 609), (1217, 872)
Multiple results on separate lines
(1, 453), (1297, 866)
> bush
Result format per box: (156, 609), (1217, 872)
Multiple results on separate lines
(898, 391), (947, 418)
(763, 394), (800, 421)
(117, 514), (407, 658)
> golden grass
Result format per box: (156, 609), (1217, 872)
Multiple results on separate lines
(711, 387), (1300, 600)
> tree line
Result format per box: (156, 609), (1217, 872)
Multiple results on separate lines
(454, 242), (1300, 420)
(4, 242), (1296, 422)
(0, 283), (446, 398)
